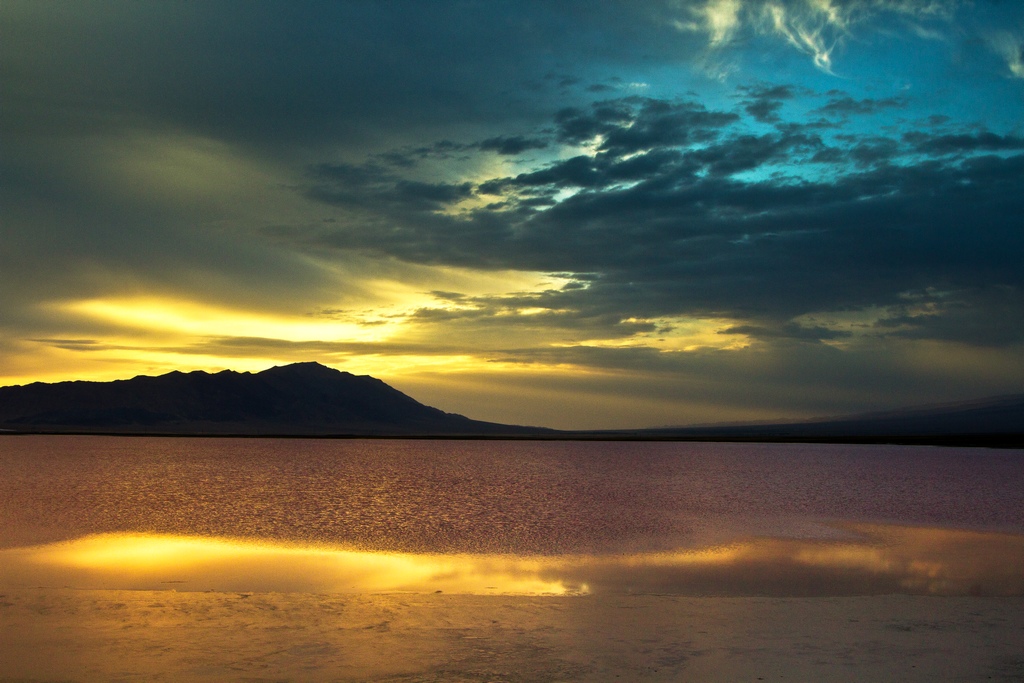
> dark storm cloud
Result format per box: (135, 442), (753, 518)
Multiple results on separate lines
(478, 148), (689, 195)
(2, 3), (534, 147)
(375, 141), (472, 168)
(874, 287), (1024, 346)
(738, 84), (797, 123)
(816, 95), (908, 116)
(2, 1), (716, 152)
(554, 98), (740, 154)
(307, 162), (476, 214)
(686, 131), (825, 176)
(903, 131), (1024, 155)
(477, 136), (550, 155)
(719, 324), (852, 342)
(507, 151), (1024, 318)
(375, 135), (552, 168)
(847, 137), (902, 167)
(744, 100), (785, 124)
(303, 89), (1024, 349)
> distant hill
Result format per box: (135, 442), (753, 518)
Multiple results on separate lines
(628, 394), (1024, 446)
(0, 363), (1020, 445)
(0, 362), (542, 436)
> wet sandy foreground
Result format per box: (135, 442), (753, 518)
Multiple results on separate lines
(1, 589), (1022, 682)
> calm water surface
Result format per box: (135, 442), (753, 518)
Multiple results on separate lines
(1, 436), (1022, 595)
(2, 436), (1023, 551)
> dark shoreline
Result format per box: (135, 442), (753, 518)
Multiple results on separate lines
(1, 429), (1021, 449)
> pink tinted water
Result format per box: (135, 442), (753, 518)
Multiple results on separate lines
(1, 436), (1022, 553)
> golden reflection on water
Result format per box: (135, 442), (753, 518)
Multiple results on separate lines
(1, 523), (1021, 597)
(1, 534), (575, 595)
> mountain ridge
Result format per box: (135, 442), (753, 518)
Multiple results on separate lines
(624, 393), (1024, 445)
(0, 363), (1020, 445)
(0, 362), (542, 436)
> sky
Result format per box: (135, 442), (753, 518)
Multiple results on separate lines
(2, 0), (1023, 429)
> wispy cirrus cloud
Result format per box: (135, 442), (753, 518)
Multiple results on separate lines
(988, 30), (1024, 78)
(677, 0), (961, 74)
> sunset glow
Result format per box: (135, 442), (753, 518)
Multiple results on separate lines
(2, 1), (1022, 428)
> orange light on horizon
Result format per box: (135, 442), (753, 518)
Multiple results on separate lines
(59, 297), (401, 344)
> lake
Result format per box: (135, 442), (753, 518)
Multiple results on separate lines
(2, 435), (1022, 597)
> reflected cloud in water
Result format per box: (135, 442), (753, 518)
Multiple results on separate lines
(1, 523), (1021, 597)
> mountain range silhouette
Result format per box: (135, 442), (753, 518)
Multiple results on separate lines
(0, 362), (538, 436)
(0, 362), (1020, 444)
